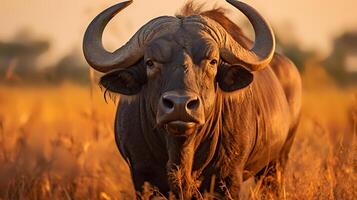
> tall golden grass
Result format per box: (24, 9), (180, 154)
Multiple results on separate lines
(0, 64), (355, 199)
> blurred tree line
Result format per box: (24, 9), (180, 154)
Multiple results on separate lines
(277, 30), (357, 86)
(0, 30), (89, 85)
(324, 32), (357, 85)
(0, 29), (356, 86)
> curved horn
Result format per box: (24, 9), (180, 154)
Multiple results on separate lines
(83, 1), (178, 73)
(221, 0), (275, 71)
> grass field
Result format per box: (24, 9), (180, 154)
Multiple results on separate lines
(0, 65), (356, 199)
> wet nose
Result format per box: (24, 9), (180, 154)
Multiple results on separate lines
(161, 92), (200, 114)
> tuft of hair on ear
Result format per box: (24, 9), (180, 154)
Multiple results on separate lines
(99, 84), (119, 104)
(99, 83), (139, 105)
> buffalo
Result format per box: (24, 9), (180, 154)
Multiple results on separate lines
(83, 0), (302, 199)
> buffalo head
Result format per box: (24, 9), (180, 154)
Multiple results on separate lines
(83, 0), (275, 137)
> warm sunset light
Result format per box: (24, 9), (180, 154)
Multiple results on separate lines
(0, 0), (356, 199)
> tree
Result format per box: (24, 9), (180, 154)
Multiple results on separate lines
(0, 30), (50, 79)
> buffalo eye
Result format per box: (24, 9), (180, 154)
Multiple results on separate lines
(146, 59), (154, 69)
(210, 59), (218, 65)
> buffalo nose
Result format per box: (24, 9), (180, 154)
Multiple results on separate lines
(160, 92), (200, 114)
(157, 90), (205, 128)
(160, 91), (200, 114)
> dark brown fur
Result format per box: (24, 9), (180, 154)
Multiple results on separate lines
(103, 2), (302, 199)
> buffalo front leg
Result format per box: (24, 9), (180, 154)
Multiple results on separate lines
(131, 164), (170, 197)
(214, 170), (243, 200)
(254, 160), (284, 199)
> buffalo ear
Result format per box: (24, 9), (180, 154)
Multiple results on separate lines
(217, 64), (254, 92)
(100, 62), (147, 95)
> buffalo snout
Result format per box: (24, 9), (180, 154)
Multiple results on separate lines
(156, 90), (205, 136)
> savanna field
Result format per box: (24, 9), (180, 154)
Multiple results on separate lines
(0, 64), (356, 199)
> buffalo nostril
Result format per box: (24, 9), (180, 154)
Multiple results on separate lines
(186, 98), (199, 110)
(162, 97), (174, 109)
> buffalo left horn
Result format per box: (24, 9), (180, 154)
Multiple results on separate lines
(83, 0), (178, 73)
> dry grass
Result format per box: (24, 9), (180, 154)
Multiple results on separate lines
(0, 64), (356, 199)
(0, 83), (134, 199)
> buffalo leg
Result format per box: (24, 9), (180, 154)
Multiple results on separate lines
(254, 160), (282, 198)
(131, 166), (170, 198)
(214, 171), (243, 200)
(255, 118), (299, 197)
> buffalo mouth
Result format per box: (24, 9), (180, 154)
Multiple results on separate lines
(164, 121), (199, 136)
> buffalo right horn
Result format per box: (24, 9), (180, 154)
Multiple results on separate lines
(218, 0), (276, 71)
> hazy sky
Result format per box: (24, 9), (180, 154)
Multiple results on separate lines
(1, 0), (357, 65)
